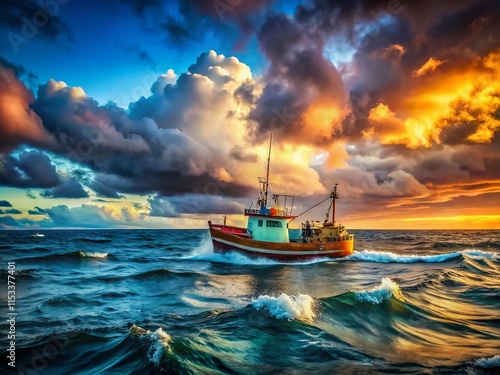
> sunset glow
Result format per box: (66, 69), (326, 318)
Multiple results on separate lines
(0, 0), (499, 230)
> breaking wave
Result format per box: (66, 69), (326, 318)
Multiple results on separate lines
(252, 293), (316, 321)
(74, 237), (112, 244)
(473, 355), (500, 368)
(129, 324), (172, 365)
(347, 249), (498, 263)
(354, 277), (405, 304)
(79, 251), (109, 258)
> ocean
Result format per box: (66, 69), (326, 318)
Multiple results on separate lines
(1, 229), (499, 374)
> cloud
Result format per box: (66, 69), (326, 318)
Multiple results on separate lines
(0, 215), (48, 228)
(148, 194), (245, 218)
(125, 44), (156, 67)
(0, 0), (72, 45)
(0, 208), (22, 214)
(412, 57), (446, 77)
(28, 206), (46, 215)
(42, 179), (89, 199)
(249, 13), (348, 145)
(1, 203), (147, 229)
(2, 0), (500, 229)
(0, 200), (12, 207)
(0, 61), (55, 153)
(120, 0), (275, 47)
(0, 150), (61, 188)
(25, 191), (37, 199)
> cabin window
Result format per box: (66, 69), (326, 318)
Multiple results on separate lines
(266, 220), (282, 228)
(258, 220), (263, 227)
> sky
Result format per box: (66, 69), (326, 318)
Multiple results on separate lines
(0, 0), (499, 230)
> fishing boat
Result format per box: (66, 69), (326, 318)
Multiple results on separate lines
(208, 135), (354, 260)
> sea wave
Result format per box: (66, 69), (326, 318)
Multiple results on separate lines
(347, 250), (462, 263)
(129, 325), (172, 365)
(354, 278), (405, 304)
(347, 249), (499, 263)
(79, 251), (109, 258)
(24, 250), (109, 261)
(473, 354), (500, 368)
(132, 269), (199, 280)
(461, 250), (499, 261)
(251, 293), (316, 321)
(74, 237), (112, 244)
(186, 236), (343, 266)
(185, 235), (279, 265)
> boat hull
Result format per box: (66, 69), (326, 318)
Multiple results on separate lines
(209, 225), (354, 261)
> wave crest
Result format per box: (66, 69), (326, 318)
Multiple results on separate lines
(79, 251), (108, 258)
(252, 293), (316, 321)
(348, 250), (462, 263)
(354, 278), (405, 304)
(348, 250), (499, 264)
(473, 354), (500, 368)
(129, 324), (172, 364)
(74, 237), (111, 244)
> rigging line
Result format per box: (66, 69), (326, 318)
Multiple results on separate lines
(288, 196), (331, 224)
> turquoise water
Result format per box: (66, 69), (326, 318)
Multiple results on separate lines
(1, 229), (499, 374)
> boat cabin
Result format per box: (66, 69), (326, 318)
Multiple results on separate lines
(245, 209), (295, 243)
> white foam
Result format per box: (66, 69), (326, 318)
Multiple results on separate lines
(129, 324), (172, 365)
(186, 235), (339, 266)
(462, 250), (499, 261)
(252, 293), (316, 321)
(79, 251), (108, 258)
(473, 355), (500, 368)
(184, 235), (278, 265)
(347, 250), (462, 263)
(354, 277), (405, 304)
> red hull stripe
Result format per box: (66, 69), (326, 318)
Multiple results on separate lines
(213, 238), (344, 256)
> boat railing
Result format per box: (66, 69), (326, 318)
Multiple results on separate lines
(244, 208), (290, 217)
(326, 235), (354, 242)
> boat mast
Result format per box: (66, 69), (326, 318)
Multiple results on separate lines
(264, 133), (272, 206)
(331, 183), (339, 224)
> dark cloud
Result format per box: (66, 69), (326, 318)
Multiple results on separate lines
(120, 0), (276, 48)
(3, 51), (256, 200)
(28, 206), (46, 215)
(245, 0), (500, 146)
(42, 179), (89, 199)
(248, 12), (348, 145)
(0, 150), (61, 188)
(161, 15), (193, 44)
(0, 0), (72, 46)
(0, 208), (22, 214)
(0, 200), (12, 207)
(125, 44), (156, 67)
(0, 215), (35, 228)
(25, 191), (37, 199)
(121, 0), (163, 14)
(148, 194), (244, 217)
(90, 178), (124, 199)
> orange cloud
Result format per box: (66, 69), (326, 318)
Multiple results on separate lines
(412, 57), (446, 77)
(0, 66), (54, 152)
(363, 51), (500, 148)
